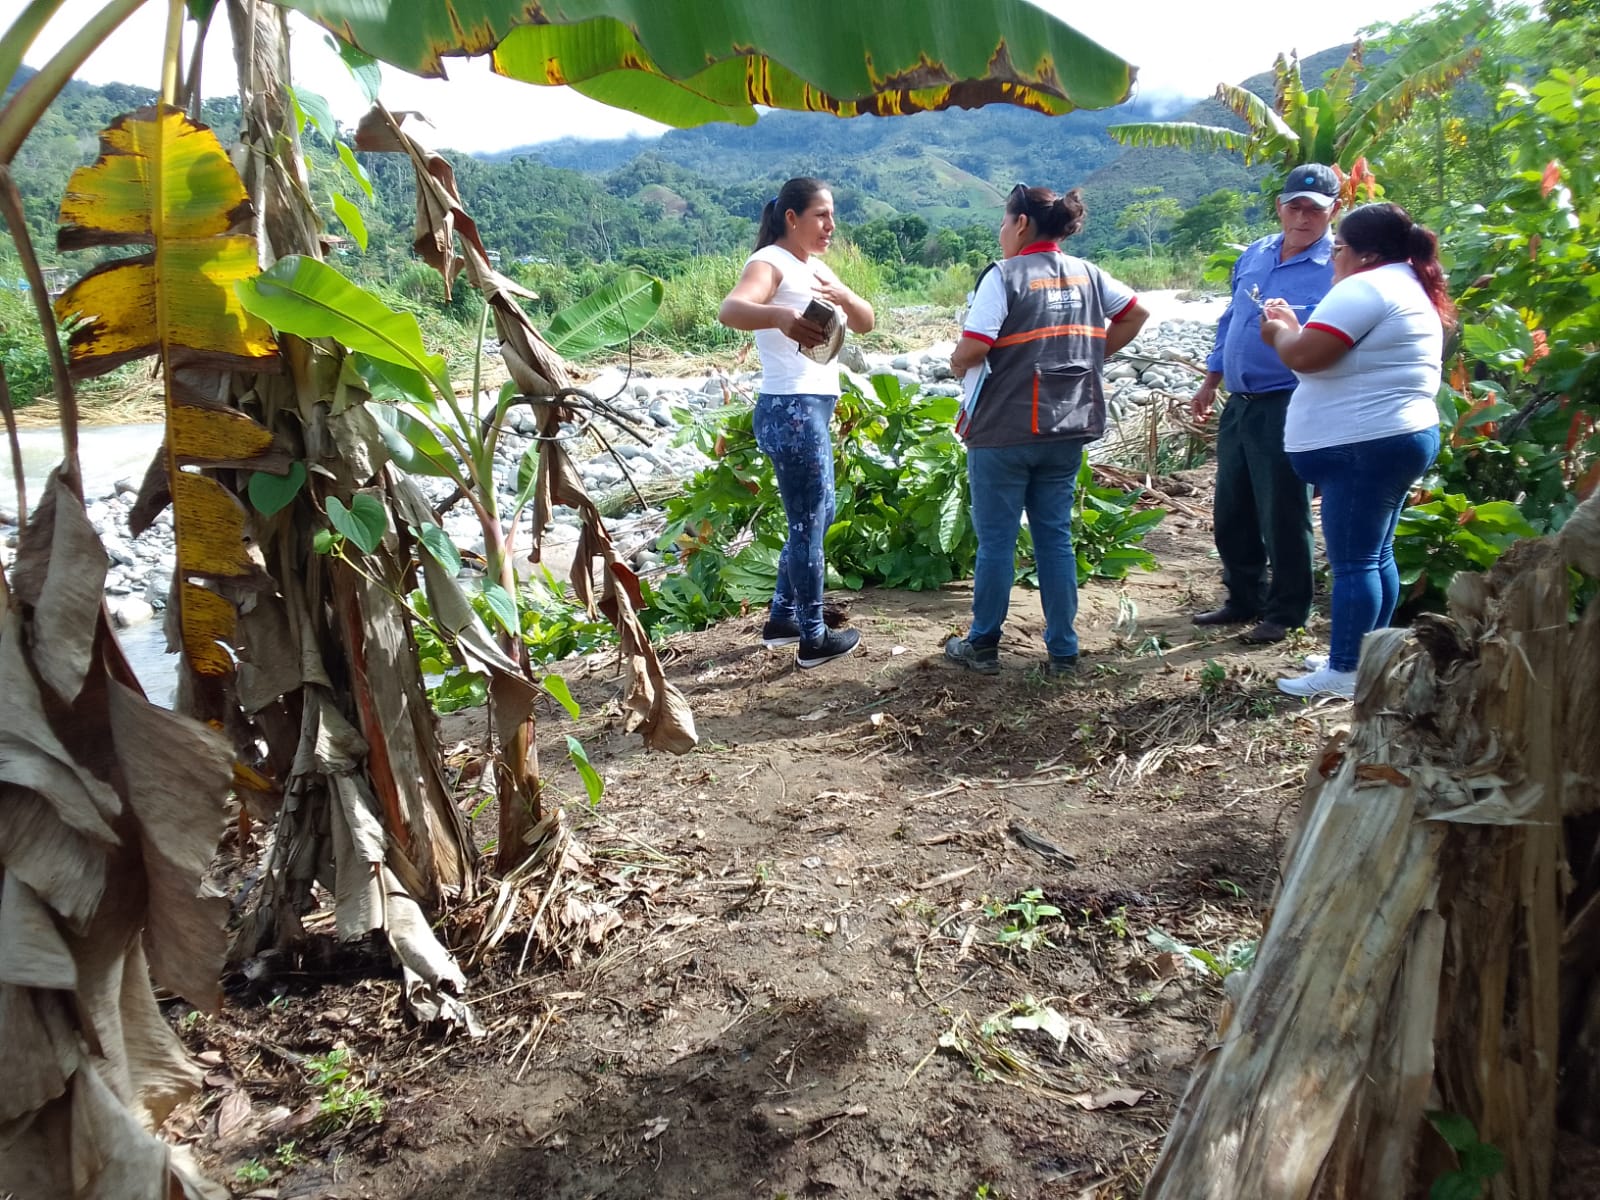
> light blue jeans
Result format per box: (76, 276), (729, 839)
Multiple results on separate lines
(1288, 426), (1440, 672)
(753, 392), (837, 644)
(965, 440), (1084, 659)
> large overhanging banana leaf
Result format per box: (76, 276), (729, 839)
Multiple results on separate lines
(54, 104), (283, 679)
(273, 0), (1135, 124)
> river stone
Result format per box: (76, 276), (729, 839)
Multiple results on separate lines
(112, 601), (156, 630)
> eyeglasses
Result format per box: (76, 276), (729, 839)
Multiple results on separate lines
(1332, 242), (1351, 254)
(1010, 182), (1029, 217)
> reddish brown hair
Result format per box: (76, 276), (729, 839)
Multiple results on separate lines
(1339, 202), (1456, 325)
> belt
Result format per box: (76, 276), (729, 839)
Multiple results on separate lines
(1230, 388), (1294, 401)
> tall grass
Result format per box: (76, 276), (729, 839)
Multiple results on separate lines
(1094, 250), (1210, 292)
(652, 253), (744, 352)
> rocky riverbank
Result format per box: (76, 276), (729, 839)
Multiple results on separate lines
(0, 313), (1216, 633)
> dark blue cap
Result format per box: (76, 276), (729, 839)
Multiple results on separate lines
(1279, 163), (1339, 208)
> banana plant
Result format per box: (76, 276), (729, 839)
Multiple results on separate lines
(235, 253), (662, 662)
(1106, 1), (1490, 174)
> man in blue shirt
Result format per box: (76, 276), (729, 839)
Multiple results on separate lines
(1189, 164), (1340, 644)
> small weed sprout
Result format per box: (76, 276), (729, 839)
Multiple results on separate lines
(304, 1048), (384, 1131)
(986, 888), (1062, 954)
(1113, 594), (1141, 639)
(1103, 906), (1130, 938)
(236, 1161), (270, 1186)
(1148, 928), (1258, 979)
(274, 1142), (302, 1169)
(1134, 633), (1169, 658)
(1198, 659), (1226, 694)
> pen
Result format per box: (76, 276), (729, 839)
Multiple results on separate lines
(1247, 285), (1312, 311)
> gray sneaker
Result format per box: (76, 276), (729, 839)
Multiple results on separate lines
(1047, 654), (1079, 677)
(944, 636), (1000, 675)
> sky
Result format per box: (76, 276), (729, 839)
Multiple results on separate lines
(8, 0), (1432, 155)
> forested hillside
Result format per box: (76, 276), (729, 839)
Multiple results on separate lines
(4, 48), (1331, 274)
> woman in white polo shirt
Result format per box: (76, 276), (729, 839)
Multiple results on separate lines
(718, 177), (875, 668)
(1259, 202), (1454, 698)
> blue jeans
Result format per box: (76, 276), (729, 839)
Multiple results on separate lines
(753, 392), (837, 643)
(966, 440), (1084, 659)
(1288, 427), (1440, 672)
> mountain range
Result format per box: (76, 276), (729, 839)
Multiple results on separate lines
(498, 44), (1354, 251)
(7, 43), (1352, 264)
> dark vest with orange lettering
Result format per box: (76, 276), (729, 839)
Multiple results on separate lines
(961, 251), (1111, 449)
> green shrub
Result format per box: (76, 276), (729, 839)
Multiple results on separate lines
(645, 372), (1164, 635)
(0, 288), (54, 406)
(1393, 493), (1540, 616)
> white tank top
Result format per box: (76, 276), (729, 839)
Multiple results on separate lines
(748, 244), (842, 396)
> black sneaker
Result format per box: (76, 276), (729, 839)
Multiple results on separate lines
(943, 636), (1000, 675)
(796, 627), (860, 669)
(1047, 654), (1079, 677)
(761, 616), (802, 648)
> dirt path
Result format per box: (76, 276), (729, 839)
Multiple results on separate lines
(174, 490), (1356, 1200)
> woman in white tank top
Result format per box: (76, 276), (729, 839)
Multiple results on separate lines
(718, 177), (875, 669)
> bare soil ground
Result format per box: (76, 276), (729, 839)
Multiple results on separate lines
(181, 478), (1587, 1200)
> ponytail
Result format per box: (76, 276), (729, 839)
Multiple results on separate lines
(1407, 223), (1455, 327)
(1338, 202), (1455, 326)
(754, 176), (828, 251)
(755, 200), (782, 250)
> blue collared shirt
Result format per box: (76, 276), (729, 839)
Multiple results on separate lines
(1206, 231), (1335, 393)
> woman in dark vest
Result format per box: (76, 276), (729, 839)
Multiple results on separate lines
(944, 184), (1149, 675)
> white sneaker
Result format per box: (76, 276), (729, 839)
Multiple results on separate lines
(1302, 653), (1329, 671)
(1277, 665), (1356, 699)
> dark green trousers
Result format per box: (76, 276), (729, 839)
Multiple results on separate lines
(1212, 390), (1314, 627)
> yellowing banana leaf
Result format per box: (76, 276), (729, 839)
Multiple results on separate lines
(276, 0), (1134, 123)
(52, 104), (281, 681)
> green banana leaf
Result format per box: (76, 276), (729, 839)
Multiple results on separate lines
(272, 0), (1135, 123)
(1336, 4), (1488, 163)
(544, 268), (663, 358)
(237, 255), (453, 399)
(1104, 121), (1251, 159)
(1215, 82), (1297, 146)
